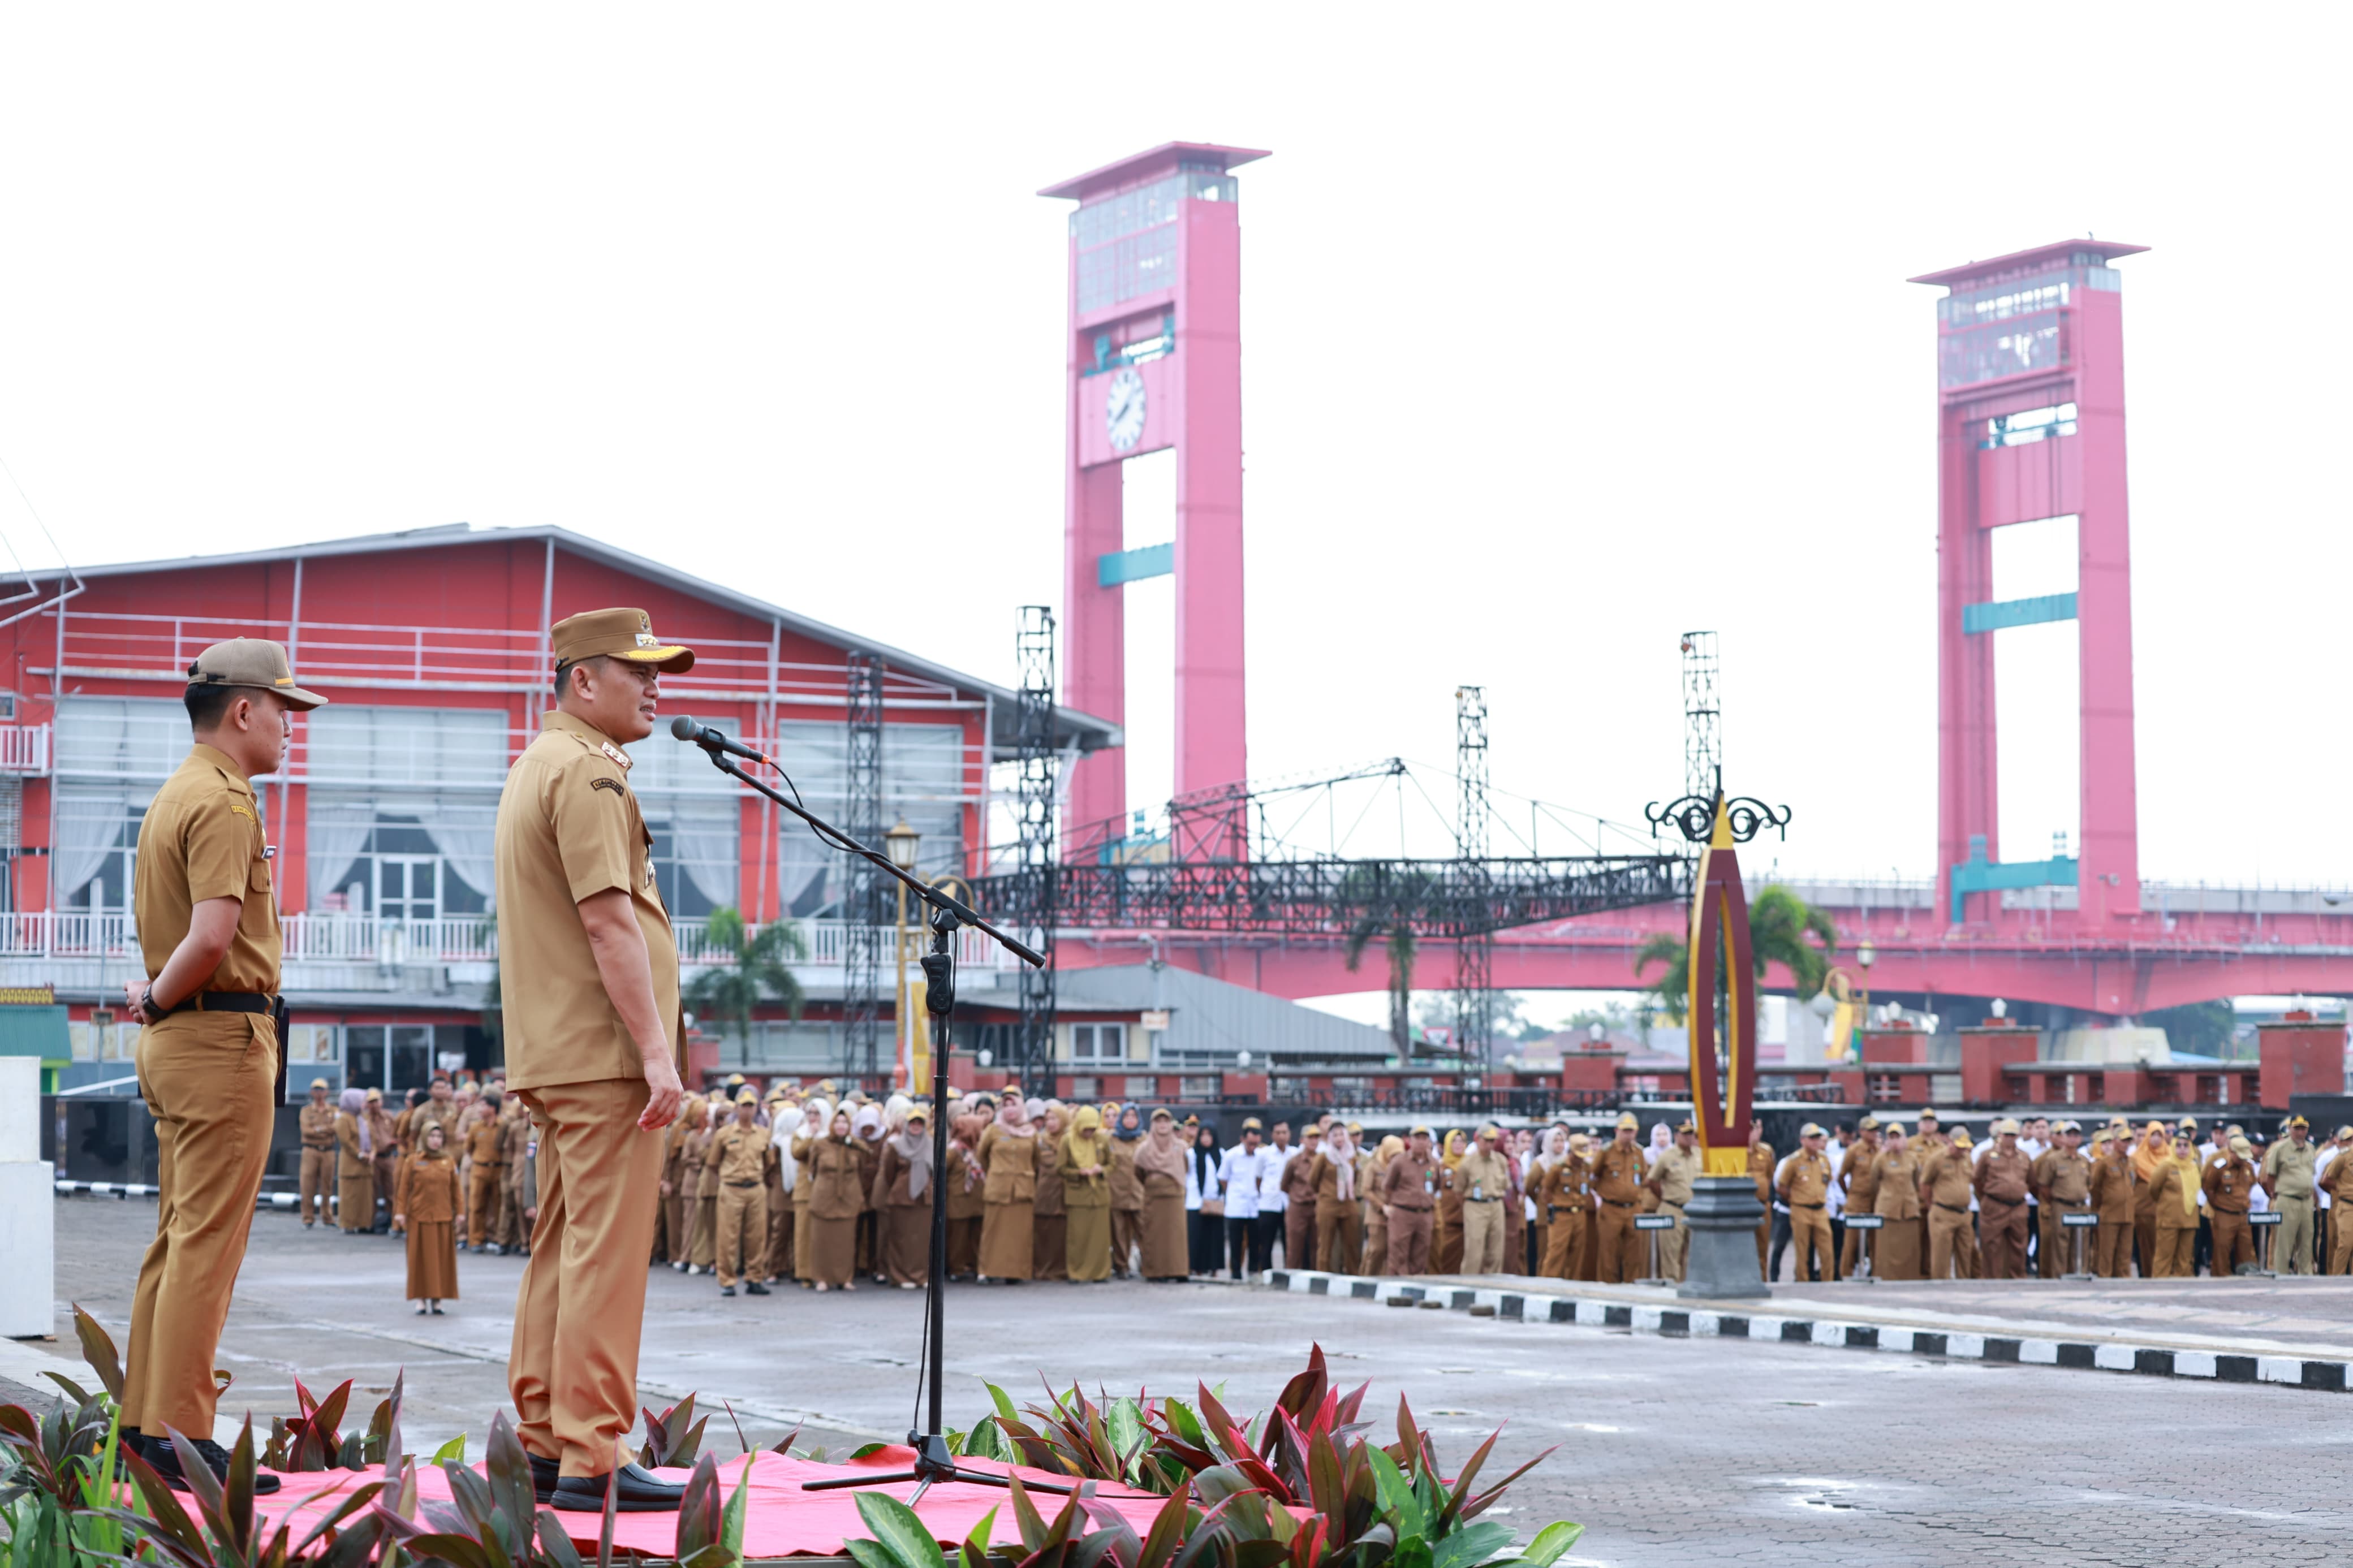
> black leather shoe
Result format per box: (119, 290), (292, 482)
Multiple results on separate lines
(744, 1281), (770, 1296)
(550, 1463), (685, 1512)
(719, 1285), (736, 1297)
(527, 1452), (561, 1505)
(131, 1432), (282, 1494)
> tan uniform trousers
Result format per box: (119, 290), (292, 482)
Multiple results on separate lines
(2041, 1204), (2091, 1276)
(690, 1195), (717, 1269)
(2209, 1210), (2253, 1276)
(510, 1078), (665, 1479)
(1541, 1210), (1585, 1280)
(1384, 1204), (1432, 1274)
(1655, 1202), (1687, 1282)
(714, 1182), (768, 1289)
(299, 1146), (335, 1224)
(373, 1153), (400, 1234)
(765, 1201), (794, 1282)
(1111, 1207), (1141, 1277)
(1362, 1206), (1388, 1276)
(1928, 1207), (1978, 1280)
(123, 1012), (277, 1441)
(1285, 1202), (1316, 1271)
(1461, 1197), (1506, 1275)
(2276, 1196), (2316, 1275)
(1596, 1203), (1640, 1283)
(468, 1165), (505, 1245)
(1317, 1204), (1364, 1275)
(1978, 1200), (2029, 1278)
(2092, 1216), (2133, 1277)
(2151, 1224), (2196, 1278)
(1788, 1208), (1834, 1282)
(2330, 1213), (2353, 1277)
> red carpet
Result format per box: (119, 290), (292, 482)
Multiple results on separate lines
(258, 1446), (1167, 1558)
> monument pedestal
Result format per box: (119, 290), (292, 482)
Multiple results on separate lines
(1676, 1174), (1769, 1300)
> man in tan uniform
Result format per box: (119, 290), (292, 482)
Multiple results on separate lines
(2203, 1134), (2259, 1276)
(298, 1078), (337, 1227)
(497, 1093), (534, 1254)
(1645, 1119), (1704, 1282)
(117, 639), (324, 1493)
(1776, 1123), (1836, 1283)
(498, 608), (690, 1511)
(466, 1090), (509, 1252)
(1747, 1124), (1777, 1277)
(2322, 1128), (2353, 1276)
(705, 1089), (773, 1297)
(2032, 1121), (2093, 1277)
(1974, 1119), (2034, 1279)
(1456, 1124), (1514, 1275)
(1837, 1117), (1883, 1278)
(2262, 1116), (2320, 1274)
(1592, 1113), (1648, 1284)
(1380, 1126), (1439, 1274)
(1920, 1128), (1977, 1280)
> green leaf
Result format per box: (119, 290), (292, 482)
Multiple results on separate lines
(962, 1502), (999, 1568)
(1391, 1537), (1434, 1568)
(1163, 1399), (1207, 1450)
(537, 1510), (589, 1568)
(1429, 1521), (1512, 1568)
(1107, 1399), (1145, 1479)
(1518, 1521), (1585, 1568)
(71, 1304), (126, 1403)
(38, 1370), (94, 1405)
(433, 1434), (469, 1465)
(1367, 1447), (1425, 1540)
(722, 1453), (755, 1558)
(1008, 1474), (1050, 1552)
(850, 1442), (890, 1460)
(848, 1540), (905, 1568)
(854, 1488), (949, 1568)
(987, 1383), (1020, 1424)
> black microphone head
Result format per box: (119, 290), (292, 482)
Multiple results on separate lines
(670, 715), (699, 741)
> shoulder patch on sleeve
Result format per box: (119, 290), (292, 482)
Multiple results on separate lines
(226, 801), (256, 822)
(591, 776), (626, 797)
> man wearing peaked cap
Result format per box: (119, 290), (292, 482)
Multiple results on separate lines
(2321, 1128), (2353, 1276)
(2031, 1118), (2093, 1278)
(496, 608), (696, 1513)
(1589, 1113), (1648, 1284)
(1974, 1118), (2032, 1279)
(1379, 1125), (1440, 1275)
(1777, 1124), (1837, 1284)
(2263, 1115), (2319, 1275)
(299, 1076), (338, 1228)
(113, 638), (329, 1495)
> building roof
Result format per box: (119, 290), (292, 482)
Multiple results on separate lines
(1908, 239), (2150, 288)
(38, 522), (1119, 757)
(1038, 142), (1271, 202)
(1054, 963), (1393, 1062)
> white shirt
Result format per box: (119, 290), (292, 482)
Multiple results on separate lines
(1184, 1150), (1222, 1212)
(1217, 1144), (1277, 1220)
(2316, 1144), (2338, 1210)
(1260, 1144), (1296, 1213)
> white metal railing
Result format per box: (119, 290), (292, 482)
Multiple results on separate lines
(5, 911), (1015, 971)
(0, 724), (49, 774)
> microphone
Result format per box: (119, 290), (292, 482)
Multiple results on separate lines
(669, 715), (770, 766)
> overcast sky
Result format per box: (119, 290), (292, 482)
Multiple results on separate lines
(6, 6), (2349, 921)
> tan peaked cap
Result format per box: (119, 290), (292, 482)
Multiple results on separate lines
(551, 607), (696, 673)
(189, 638), (326, 710)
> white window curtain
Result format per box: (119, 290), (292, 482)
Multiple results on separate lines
(762, 719), (967, 916)
(307, 793), (378, 906)
(55, 698), (184, 783)
(308, 791), (499, 907)
(304, 705), (508, 789)
(655, 796), (740, 910)
(56, 787), (146, 902)
(424, 802), (498, 904)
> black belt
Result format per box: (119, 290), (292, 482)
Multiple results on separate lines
(1936, 1202), (1970, 1213)
(1604, 1199), (1635, 1208)
(726, 1180), (760, 1189)
(1794, 1202), (1824, 1210)
(157, 990), (275, 1017)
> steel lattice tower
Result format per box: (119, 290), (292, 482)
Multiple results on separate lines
(1679, 631), (1720, 803)
(1015, 607), (1059, 1095)
(841, 652), (885, 1081)
(1454, 685), (1492, 1073)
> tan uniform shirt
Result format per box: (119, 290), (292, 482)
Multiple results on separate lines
(1842, 1143), (1882, 1211)
(1873, 1152), (1922, 1219)
(1975, 1147), (2032, 1206)
(1648, 1145), (1703, 1207)
(1382, 1149), (1439, 1210)
(299, 1103), (338, 1150)
(1777, 1148), (1834, 1207)
(135, 744), (281, 994)
(1749, 1141), (1777, 1204)
(1455, 1148), (1512, 1204)
(1537, 1154), (1591, 1217)
(2264, 1140), (2318, 1200)
(705, 1121), (773, 1185)
(493, 710), (681, 1091)
(1922, 1148), (1972, 1210)
(2089, 1151), (2135, 1221)
(2202, 1153), (2256, 1213)
(1592, 1142), (1648, 1207)
(467, 1117), (506, 1169)
(978, 1125), (1038, 1202)
(2032, 1148), (2091, 1204)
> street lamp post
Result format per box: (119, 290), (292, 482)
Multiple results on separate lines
(886, 818), (920, 1090)
(1855, 940), (1876, 1062)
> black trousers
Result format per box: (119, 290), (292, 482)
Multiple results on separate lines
(1188, 1210), (1221, 1275)
(1768, 1207), (1794, 1282)
(1249, 1212), (1280, 1275)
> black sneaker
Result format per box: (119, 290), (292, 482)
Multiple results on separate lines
(744, 1281), (770, 1296)
(131, 1432), (282, 1494)
(719, 1285), (736, 1297)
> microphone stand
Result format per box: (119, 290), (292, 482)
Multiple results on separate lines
(686, 740), (1070, 1504)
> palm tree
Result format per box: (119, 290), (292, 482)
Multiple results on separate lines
(684, 906), (809, 1060)
(1345, 917), (1418, 1055)
(1634, 884), (1837, 1023)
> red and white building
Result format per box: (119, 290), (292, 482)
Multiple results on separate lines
(16, 522), (1121, 1091)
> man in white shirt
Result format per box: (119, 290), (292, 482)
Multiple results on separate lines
(1216, 1118), (1276, 1280)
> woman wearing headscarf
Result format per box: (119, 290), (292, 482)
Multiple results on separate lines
(1871, 1124), (1923, 1280)
(2148, 1129), (2203, 1277)
(395, 1121), (460, 1315)
(1306, 1125), (1364, 1275)
(1536, 1129), (1592, 1281)
(2132, 1120), (2171, 1277)
(805, 1107), (865, 1289)
(1434, 1130), (1469, 1273)
(791, 1097), (831, 1285)
(1363, 1135), (1402, 1274)
(946, 1113), (986, 1278)
(1134, 1109), (1192, 1281)
(1033, 1101), (1070, 1281)
(1106, 1104), (1145, 1279)
(853, 1102), (887, 1280)
(688, 1096), (722, 1275)
(365, 1091), (399, 1237)
(1059, 1105), (1113, 1282)
(1186, 1121), (1226, 1275)
(764, 1103), (803, 1284)
(978, 1092), (1039, 1281)
(334, 1089), (376, 1236)
(873, 1106), (933, 1289)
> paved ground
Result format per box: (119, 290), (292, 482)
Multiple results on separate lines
(25, 1196), (2353, 1566)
